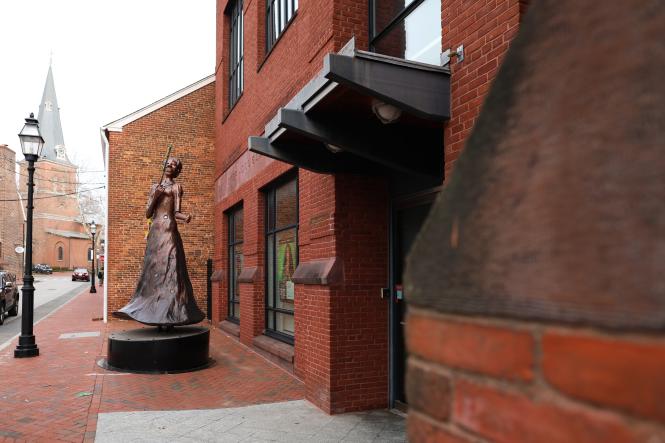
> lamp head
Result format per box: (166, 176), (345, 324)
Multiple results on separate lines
(18, 113), (45, 158)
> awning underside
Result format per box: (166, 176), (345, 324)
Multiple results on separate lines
(249, 51), (451, 179)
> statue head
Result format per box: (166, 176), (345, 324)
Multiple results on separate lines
(164, 157), (183, 179)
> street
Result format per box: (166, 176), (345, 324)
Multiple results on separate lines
(0, 273), (92, 350)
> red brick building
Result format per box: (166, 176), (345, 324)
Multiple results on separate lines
(213, 0), (531, 415)
(0, 144), (25, 277)
(102, 76), (215, 321)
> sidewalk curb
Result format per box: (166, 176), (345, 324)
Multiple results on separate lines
(0, 285), (96, 352)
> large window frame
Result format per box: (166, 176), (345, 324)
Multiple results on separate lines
(266, 0), (298, 53)
(369, 0), (442, 65)
(228, 205), (243, 323)
(264, 174), (298, 344)
(228, 0), (244, 108)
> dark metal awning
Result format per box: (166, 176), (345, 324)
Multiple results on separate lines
(249, 47), (451, 179)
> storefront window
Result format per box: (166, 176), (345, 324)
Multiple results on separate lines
(228, 205), (243, 322)
(370, 0), (442, 66)
(265, 175), (298, 343)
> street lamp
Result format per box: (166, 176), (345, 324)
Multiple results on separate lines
(14, 113), (44, 358)
(89, 220), (97, 293)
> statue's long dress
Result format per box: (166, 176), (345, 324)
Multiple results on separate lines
(114, 183), (204, 326)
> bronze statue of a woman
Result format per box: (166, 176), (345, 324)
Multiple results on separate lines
(114, 157), (205, 326)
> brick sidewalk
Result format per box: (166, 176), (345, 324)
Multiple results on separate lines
(0, 288), (304, 442)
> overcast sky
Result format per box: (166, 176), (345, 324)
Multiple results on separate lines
(0, 0), (215, 181)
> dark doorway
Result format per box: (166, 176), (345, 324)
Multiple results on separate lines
(390, 197), (434, 410)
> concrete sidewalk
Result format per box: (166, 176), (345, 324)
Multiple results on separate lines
(0, 288), (405, 442)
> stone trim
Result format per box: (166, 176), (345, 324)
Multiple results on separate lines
(292, 257), (342, 285)
(210, 269), (224, 282)
(238, 266), (260, 283)
(252, 334), (294, 364)
(219, 320), (240, 337)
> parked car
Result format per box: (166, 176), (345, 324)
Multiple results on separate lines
(33, 264), (53, 274)
(0, 271), (19, 325)
(72, 268), (90, 282)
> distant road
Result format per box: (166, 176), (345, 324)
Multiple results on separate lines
(0, 273), (91, 350)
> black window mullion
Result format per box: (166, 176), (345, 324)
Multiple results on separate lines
(228, 207), (243, 322)
(370, 0), (425, 46)
(267, 2), (271, 52)
(230, 11), (235, 105)
(271, 191), (277, 322)
(283, 0), (287, 30)
(272, 228), (276, 329)
(228, 211), (234, 319)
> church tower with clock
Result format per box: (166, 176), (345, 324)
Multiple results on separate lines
(19, 63), (95, 271)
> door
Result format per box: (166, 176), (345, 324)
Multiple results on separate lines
(391, 201), (433, 410)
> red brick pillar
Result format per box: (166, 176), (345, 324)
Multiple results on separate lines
(295, 172), (389, 413)
(239, 190), (265, 345)
(293, 171), (337, 410)
(405, 0), (665, 441)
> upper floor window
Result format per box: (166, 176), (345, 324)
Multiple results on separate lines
(229, 0), (244, 107)
(266, 0), (298, 52)
(370, 0), (442, 65)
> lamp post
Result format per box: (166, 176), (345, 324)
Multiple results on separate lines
(14, 113), (44, 358)
(89, 221), (97, 293)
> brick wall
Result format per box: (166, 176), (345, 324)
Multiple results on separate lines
(443, 0), (521, 176)
(106, 82), (215, 315)
(407, 312), (665, 442)
(405, 0), (665, 441)
(0, 145), (24, 277)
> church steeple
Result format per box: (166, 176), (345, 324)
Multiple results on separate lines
(37, 63), (71, 164)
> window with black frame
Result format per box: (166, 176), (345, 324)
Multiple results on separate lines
(265, 176), (298, 343)
(266, 0), (298, 52)
(228, 206), (243, 322)
(229, 0), (244, 107)
(370, 0), (442, 66)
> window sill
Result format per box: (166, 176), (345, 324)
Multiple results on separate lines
(253, 334), (294, 364)
(219, 319), (240, 337)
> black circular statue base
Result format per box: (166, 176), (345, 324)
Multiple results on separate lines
(99, 326), (212, 374)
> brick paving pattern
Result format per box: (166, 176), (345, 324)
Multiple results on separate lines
(0, 287), (304, 442)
